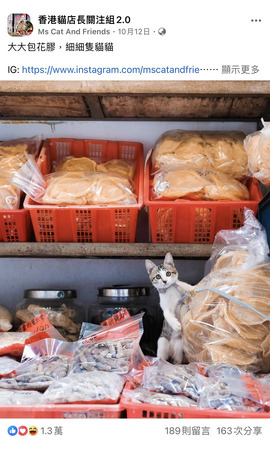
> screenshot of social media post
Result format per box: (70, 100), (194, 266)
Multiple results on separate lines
(0, 1), (269, 449)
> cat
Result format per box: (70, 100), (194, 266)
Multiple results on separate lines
(145, 252), (194, 364)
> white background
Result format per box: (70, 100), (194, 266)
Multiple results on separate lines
(1, 0), (270, 80)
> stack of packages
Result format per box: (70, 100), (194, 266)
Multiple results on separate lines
(122, 359), (270, 413)
(0, 136), (42, 210)
(0, 313), (144, 406)
(12, 152), (137, 206)
(244, 119), (270, 186)
(122, 210), (270, 413)
(181, 209), (270, 374)
(150, 130), (251, 201)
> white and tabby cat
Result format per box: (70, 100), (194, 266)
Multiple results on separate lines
(145, 252), (194, 364)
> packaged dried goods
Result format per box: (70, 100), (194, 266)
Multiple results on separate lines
(43, 371), (125, 404)
(195, 364), (270, 411)
(244, 119), (270, 185)
(0, 389), (45, 405)
(151, 130), (249, 179)
(0, 356), (21, 376)
(0, 332), (32, 357)
(11, 155), (137, 206)
(152, 165), (250, 201)
(122, 386), (197, 407)
(181, 263), (270, 373)
(204, 208), (270, 274)
(0, 175), (20, 209)
(70, 313), (144, 374)
(0, 338), (74, 390)
(143, 360), (199, 400)
(55, 156), (97, 172)
(41, 171), (137, 206)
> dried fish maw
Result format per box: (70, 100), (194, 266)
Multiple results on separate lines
(0, 144), (28, 158)
(97, 159), (135, 179)
(220, 336), (262, 355)
(152, 130), (248, 178)
(228, 297), (270, 325)
(41, 172), (137, 206)
(153, 168), (207, 199)
(55, 157), (97, 172)
(205, 344), (257, 366)
(212, 250), (250, 271)
(205, 173), (250, 201)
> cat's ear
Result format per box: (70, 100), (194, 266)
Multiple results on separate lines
(145, 259), (157, 275)
(164, 252), (174, 267)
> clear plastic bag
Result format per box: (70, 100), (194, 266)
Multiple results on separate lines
(152, 165), (250, 201)
(21, 337), (74, 362)
(0, 135), (43, 159)
(151, 130), (249, 179)
(143, 360), (199, 400)
(0, 338), (74, 390)
(0, 356), (21, 377)
(244, 119), (270, 186)
(181, 263), (270, 373)
(0, 332), (32, 357)
(204, 208), (270, 275)
(0, 389), (45, 405)
(41, 171), (137, 206)
(55, 156), (136, 180)
(10, 154), (46, 202)
(195, 373), (265, 411)
(11, 155), (137, 206)
(70, 313), (145, 375)
(122, 386), (197, 407)
(0, 136), (43, 208)
(43, 371), (125, 404)
(0, 173), (20, 209)
(195, 364), (270, 410)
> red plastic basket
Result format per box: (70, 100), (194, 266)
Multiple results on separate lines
(144, 161), (263, 244)
(120, 397), (270, 419)
(0, 208), (32, 242)
(24, 138), (144, 243)
(0, 403), (125, 419)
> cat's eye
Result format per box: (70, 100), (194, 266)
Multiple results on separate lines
(166, 271), (171, 276)
(156, 274), (161, 279)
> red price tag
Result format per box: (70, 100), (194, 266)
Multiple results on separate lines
(100, 308), (131, 327)
(19, 312), (52, 334)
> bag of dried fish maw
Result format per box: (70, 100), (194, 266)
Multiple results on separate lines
(152, 165), (250, 201)
(151, 130), (249, 179)
(204, 208), (270, 275)
(0, 135), (43, 174)
(244, 119), (270, 186)
(70, 313), (145, 375)
(180, 263), (270, 373)
(11, 154), (137, 206)
(41, 171), (137, 206)
(0, 174), (20, 209)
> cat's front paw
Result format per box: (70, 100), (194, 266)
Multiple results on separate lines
(171, 319), (182, 333)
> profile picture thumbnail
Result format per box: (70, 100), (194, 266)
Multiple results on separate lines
(7, 13), (33, 36)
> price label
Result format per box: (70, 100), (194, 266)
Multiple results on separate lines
(19, 312), (52, 333)
(101, 308), (131, 327)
